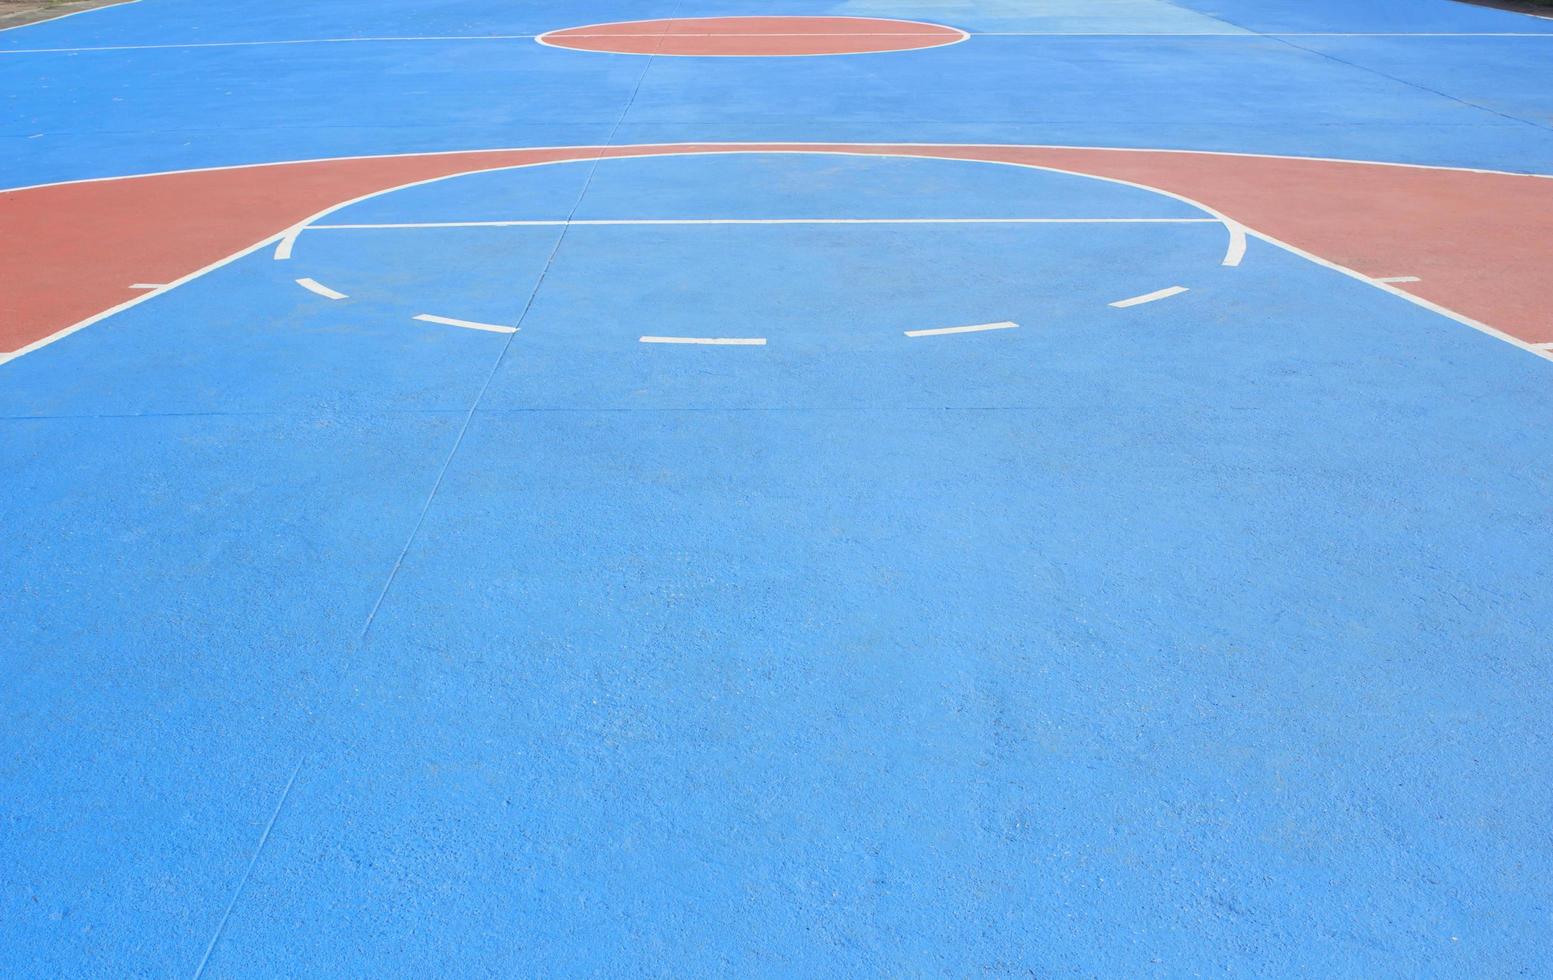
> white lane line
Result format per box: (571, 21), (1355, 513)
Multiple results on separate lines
(1244, 228), (1553, 364)
(295, 277), (347, 300)
(412, 313), (517, 334)
(0, 233), (283, 366)
(905, 320), (1018, 338)
(308, 217), (1220, 229)
(640, 336), (766, 346)
(1376, 275), (1421, 283)
(129, 282), (166, 289)
(1110, 286), (1189, 308)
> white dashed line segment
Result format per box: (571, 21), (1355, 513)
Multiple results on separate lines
(1109, 286), (1188, 308)
(295, 277), (347, 300)
(412, 313), (518, 334)
(639, 336), (767, 346)
(904, 321), (1019, 337)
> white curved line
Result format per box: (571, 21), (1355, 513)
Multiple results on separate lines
(1222, 222), (1247, 266)
(272, 149), (1244, 268)
(7, 146), (1550, 365)
(5, 142), (1549, 197)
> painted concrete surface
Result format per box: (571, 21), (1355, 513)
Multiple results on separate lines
(2, 1), (1552, 976)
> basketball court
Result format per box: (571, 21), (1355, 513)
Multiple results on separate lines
(2, 1), (1552, 974)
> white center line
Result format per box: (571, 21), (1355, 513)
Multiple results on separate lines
(640, 336), (767, 346)
(904, 320), (1019, 337)
(1375, 275), (1421, 283)
(1109, 286), (1188, 308)
(412, 313), (518, 334)
(295, 277), (347, 300)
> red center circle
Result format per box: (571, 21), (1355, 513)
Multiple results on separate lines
(537, 16), (968, 57)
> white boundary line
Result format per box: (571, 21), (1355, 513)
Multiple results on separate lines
(1245, 229), (1553, 362)
(1375, 275), (1421, 283)
(905, 321), (1018, 337)
(1110, 285), (1189, 307)
(640, 336), (767, 345)
(412, 313), (517, 333)
(534, 15), (970, 58)
(0, 234), (282, 363)
(0, 0), (137, 34)
(270, 150), (1246, 267)
(4, 141), (1548, 197)
(309, 217), (1218, 229)
(295, 276), (346, 299)
(4, 30), (1552, 52)
(4, 145), (1549, 365)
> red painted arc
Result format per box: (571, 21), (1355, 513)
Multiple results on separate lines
(537, 17), (968, 56)
(3, 143), (1552, 359)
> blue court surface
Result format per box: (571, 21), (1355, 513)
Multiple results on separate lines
(3, 1), (1552, 976)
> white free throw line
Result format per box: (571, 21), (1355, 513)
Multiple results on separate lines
(1110, 286), (1188, 308)
(905, 320), (1019, 337)
(307, 217), (1220, 229)
(1375, 275), (1421, 283)
(295, 277), (347, 300)
(412, 313), (518, 334)
(640, 336), (766, 346)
